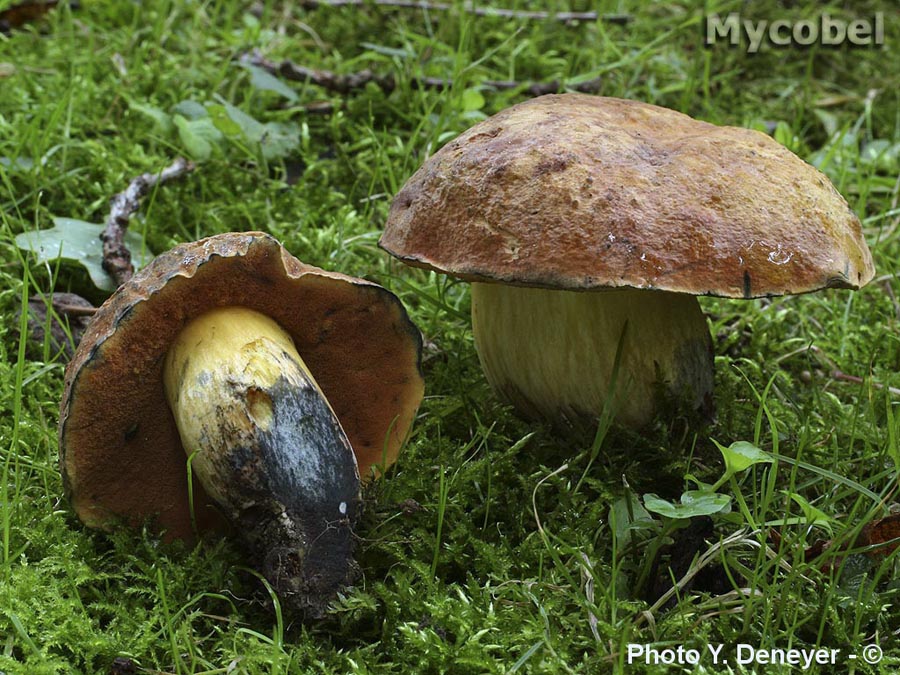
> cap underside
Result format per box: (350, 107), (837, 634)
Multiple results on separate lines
(60, 232), (424, 540)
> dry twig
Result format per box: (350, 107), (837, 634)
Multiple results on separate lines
(831, 370), (900, 397)
(101, 157), (194, 287)
(243, 52), (602, 98)
(299, 0), (632, 24)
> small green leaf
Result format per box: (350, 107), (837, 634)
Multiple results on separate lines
(680, 490), (732, 515)
(15, 218), (153, 291)
(174, 115), (222, 161)
(773, 121), (797, 151)
(172, 100), (209, 120)
(240, 63), (299, 102)
(214, 98), (266, 141)
(258, 121), (300, 160)
(209, 98), (300, 160)
(643, 491), (732, 520)
(460, 88), (485, 112)
(610, 493), (656, 547)
(813, 109), (839, 138)
(714, 440), (773, 479)
(787, 493), (835, 535)
(206, 104), (245, 137)
(128, 100), (174, 134)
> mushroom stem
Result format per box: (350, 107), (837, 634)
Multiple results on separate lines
(470, 283), (715, 428)
(163, 306), (359, 616)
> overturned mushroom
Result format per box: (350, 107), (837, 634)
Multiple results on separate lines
(380, 94), (874, 428)
(59, 231), (424, 616)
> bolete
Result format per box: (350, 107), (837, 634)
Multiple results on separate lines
(380, 94), (874, 428)
(59, 231), (424, 616)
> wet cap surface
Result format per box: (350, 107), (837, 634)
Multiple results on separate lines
(381, 94), (874, 298)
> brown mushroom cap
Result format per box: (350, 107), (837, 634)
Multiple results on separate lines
(60, 231), (424, 540)
(380, 94), (874, 298)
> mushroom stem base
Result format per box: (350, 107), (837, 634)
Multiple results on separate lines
(471, 283), (715, 428)
(163, 307), (360, 616)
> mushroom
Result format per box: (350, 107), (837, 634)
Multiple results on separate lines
(59, 231), (424, 616)
(380, 94), (874, 429)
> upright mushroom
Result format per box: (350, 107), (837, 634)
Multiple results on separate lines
(59, 232), (424, 616)
(380, 94), (874, 428)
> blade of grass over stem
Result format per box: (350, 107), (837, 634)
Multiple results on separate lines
(156, 568), (186, 675)
(573, 320), (627, 496)
(431, 463), (450, 579)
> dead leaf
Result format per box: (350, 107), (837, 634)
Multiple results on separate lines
(859, 513), (900, 557)
(771, 513), (900, 576)
(21, 292), (95, 359)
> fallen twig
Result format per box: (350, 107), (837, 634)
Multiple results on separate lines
(49, 301), (97, 317)
(776, 344), (900, 396)
(299, 0), (632, 24)
(303, 100), (342, 115)
(243, 52), (602, 98)
(831, 370), (900, 396)
(101, 157), (194, 287)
